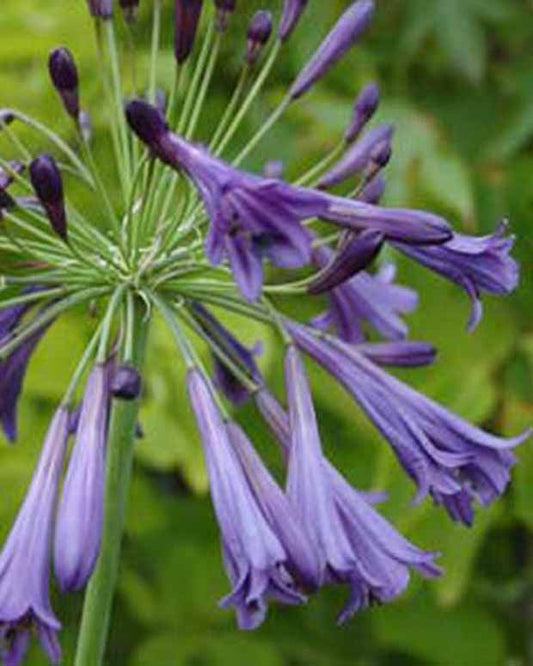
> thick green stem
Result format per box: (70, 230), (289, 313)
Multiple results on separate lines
(74, 300), (149, 666)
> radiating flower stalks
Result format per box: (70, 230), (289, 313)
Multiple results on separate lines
(0, 0), (528, 662)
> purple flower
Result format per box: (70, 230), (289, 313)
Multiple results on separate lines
(174, 0), (204, 64)
(126, 101), (453, 300)
(354, 341), (437, 368)
(279, 0), (308, 42)
(288, 322), (531, 525)
(214, 0), (235, 31)
(29, 155), (68, 242)
(318, 124), (394, 189)
(278, 347), (440, 619)
(187, 369), (318, 629)
(0, 407), (69, 665)
(396, 221), (519, 331)
(345, 83), (380, 143)
(111, 364), (142, 400)
(308, 230), (384, 294)
(191, 302), (261, 405)
(48, 48), (80, 120)
(289, 1), (375, 100)
(86, 0), (113, 18)
(246, 11), (273, 66)
(54, 363), (111, 591)
(311, 249), (418, 342)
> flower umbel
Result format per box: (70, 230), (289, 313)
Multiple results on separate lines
(0, 0), (528, 662)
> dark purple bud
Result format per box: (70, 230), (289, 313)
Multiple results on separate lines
(308, 230), (383, 294)
(111, 364), (142, 400)
(86, 0), (113, 18)
(289, 1), (375, 100)
(367, 138), (392, 171)
(214, 0), (236, 31)
(279, 0), (308, 42)
(174, 0), (204, 64)
(125, 99), (168, 148)
(246, 11), (272, 65)
(119, 0), (139, 22)
(29, 155), (68, 241)
(344, 83), (380, 143)
(48, 48), (80, 120)
(319, 124), (394, 189)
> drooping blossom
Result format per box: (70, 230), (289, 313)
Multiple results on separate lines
(0, 407), (69, 665)
(29, 155), (68, 241)
(48, 48), (80, 120)
(396, 221), (519, 331)
(288, 321), (530, 525)
(54, 363), (111, 591)
(187, 368), (318, 629)
(174, 0), (204, 64)
(246, 11), (273, 65)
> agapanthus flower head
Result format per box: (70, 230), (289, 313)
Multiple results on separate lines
(0, 407), (69, 665)
(0, 0), (528, 657)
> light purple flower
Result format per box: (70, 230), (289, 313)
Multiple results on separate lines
(354, 341), (437, 368)
(278, 0), (308, 42)
(311, 249), (418, 342)
(345, 82), (380, 143)
(187, 368), (318, 629)
(289, 1), (375, 99)
(318, 124), (394, 189)
(54, 363), (111, 591)
(0, 407), (69, 665)
(288, 322), (531, 525)
(395, 221), (519, 331)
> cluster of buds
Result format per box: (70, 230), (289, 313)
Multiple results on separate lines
(0, 0), (527, 663)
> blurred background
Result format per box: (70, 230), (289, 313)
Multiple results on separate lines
(1, 0), (533, 664)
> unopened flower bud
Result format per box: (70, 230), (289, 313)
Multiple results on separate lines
(29, 155), (68, 241)
(119, 0), (139, 22)
(289, 1), (375, 100)
(125, 99), (169, 151)
(214, 0), (236, 31)
(345, 82), (380, 143)
(279, 0), (308, 42)
(111, 365), (142, 400)
(86, 0), (113, 18)
(174, 0), (204, 64)
(48, 48), (80, 121)
(246, 11), (272, 66)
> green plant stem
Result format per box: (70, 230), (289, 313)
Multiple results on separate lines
(74, 297), (149, 666)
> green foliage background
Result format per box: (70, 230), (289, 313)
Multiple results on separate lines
(1, 0), (533, 663)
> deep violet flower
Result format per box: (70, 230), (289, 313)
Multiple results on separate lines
(288, 322), (530, 525)
(280, 348), (439, 618)
(187, 368), (317, 629)
(54, 363), (111, 592)
(119, 0), (139, 22)
(395, 221), (519, 331)
(0, 407), (69, 665)
(246, 11), (273, 66)
(111, 364), (142, 400)
(174, 0), (204, 64)
(289, 1), (375, 99)
(311, 250), (418, 342)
